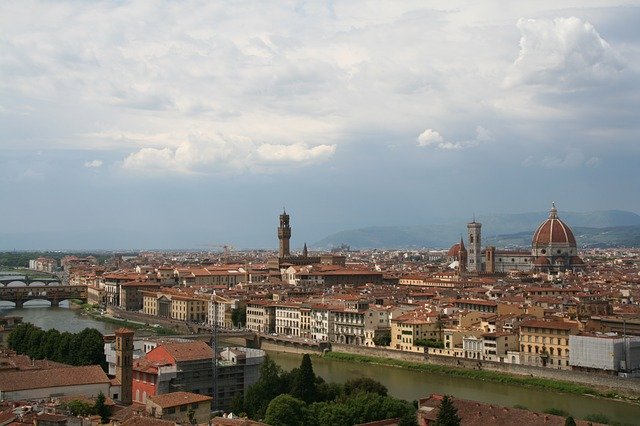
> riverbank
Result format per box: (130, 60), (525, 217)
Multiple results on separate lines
(323, 351), (640, 404)
(72, 302), (175, 335)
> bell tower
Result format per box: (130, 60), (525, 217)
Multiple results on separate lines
(278, 209), (291, 258)
(457, 237), (467, 276)
(115, 327), (134, 405)
(467, 220), (482, 272)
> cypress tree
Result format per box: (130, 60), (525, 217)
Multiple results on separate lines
(435, 395), (461, 426)
(291, 354), (317, 403)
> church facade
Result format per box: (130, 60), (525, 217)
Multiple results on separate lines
(448, 204), (584, 275)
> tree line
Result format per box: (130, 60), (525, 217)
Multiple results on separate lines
(231, 354), (418, 426)
(8, 323), (107, 370)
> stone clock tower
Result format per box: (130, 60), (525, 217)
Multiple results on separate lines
(278, 209), (291, 258)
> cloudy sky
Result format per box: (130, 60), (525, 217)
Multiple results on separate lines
(2, 1), (639, 250)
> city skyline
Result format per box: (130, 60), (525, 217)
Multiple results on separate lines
(2, 1), (639, 249)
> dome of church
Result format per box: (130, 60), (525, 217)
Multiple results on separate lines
(532, 204), (576, 247)
(447, 243), (461, 257)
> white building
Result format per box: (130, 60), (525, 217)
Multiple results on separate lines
(569, 333), (640, 374)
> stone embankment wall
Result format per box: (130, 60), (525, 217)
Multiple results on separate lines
(106, 308), (190, 333)
(331, 343), (640, 395)
(331, 343), (425, 363)
(259, 340), (325, 355)
(427, 354), (640, 394)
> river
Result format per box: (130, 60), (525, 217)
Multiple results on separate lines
(2, 303), (639, 424)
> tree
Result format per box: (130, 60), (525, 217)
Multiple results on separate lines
(565, 416), (577, 426)
(242, 356), (285, 419)
(187, 408), (196, 425)
(40, 329), (61, 359)
(264, 394), (306, 426)
(75, 328), (107, 368)
(343, 377), (388, 397)
(291, 354), (317, 403)
(373, 333), (391, 347)
(60, 400), (94, 416)
(54, 332), (73, 364)
(435, 395), (461, 426)
(231, 307), (246, 327)
(94, 391), (110, 423)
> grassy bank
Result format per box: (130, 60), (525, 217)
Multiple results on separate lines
(324, 351), (638, 402)
(77, 303), (175, 335)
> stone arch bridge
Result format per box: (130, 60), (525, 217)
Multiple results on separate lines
(0, 283), (87, 308)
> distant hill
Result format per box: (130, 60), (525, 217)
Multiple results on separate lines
(314, 210), (640, 249)
(487, 226), (640, 249)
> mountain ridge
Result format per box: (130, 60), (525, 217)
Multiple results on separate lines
(314, 210), (640, 249)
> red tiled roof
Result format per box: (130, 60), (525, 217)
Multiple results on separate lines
(0, 365), (110, 391)
(155, 341), (213, 362)
(148, 391), (212, 408)
(520, 320), (578, 331)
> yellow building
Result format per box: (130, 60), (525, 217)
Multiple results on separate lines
(519, 319), (579, 369)
(142, 290), (208, 322)
(391, 312), (441, 352)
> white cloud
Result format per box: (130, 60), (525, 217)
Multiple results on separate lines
(122, 147), (180, 172)
(417, 129), (444, 147)
(1, 1), (638, 178)
(417, 126), (491, 150)
(505, 17), (623, 91)
(84, 159), (102, 168)
(256, 143), (336, 163)
(122, 133), (336, 173)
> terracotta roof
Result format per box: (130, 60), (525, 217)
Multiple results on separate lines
(447, 243), (461, 257)
(0, 365), (110, 391)
(532, 205), (576, 246)
(157, 341), (213, 362)
(148, 391), (212, 408)
(120, 416), (175, 426)
(520, 320), (578, 331)
(418, 394), (602, 426)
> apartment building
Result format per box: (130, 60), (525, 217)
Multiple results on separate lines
(330, 308), (366, 345)
(246, 301), (276, 333)
(142, 290), (208, 322)
(519, 319), (580, 369)
(391, 312), (441, 352)
(275, 303), (302, 336)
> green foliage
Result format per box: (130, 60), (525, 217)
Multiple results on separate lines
(231, 307), (246, 327)
(414, 338), (444, 348)
(291, 354), (317, 403)
(60, 400), (94, 417)
(324, 351), (603, 397)
(95, 392), (110, 423)
(8, 323), (106, 369)
(241, 354), (416, 426)
(241, 356), (286, 419)
(373, 332), (391, 347)
(0, 251), (109, 268)
(584, 413), (611, 424)
(343, 377), (388, 397)
(187, 408), (196, 425)
(264, 394), (307, 426)
(305, 392), (416, 426)
(565, 416), (577, 426)
(513, 404), (529, 410)
(544, 408), (570, 417)
(435, 395), (461, 426)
